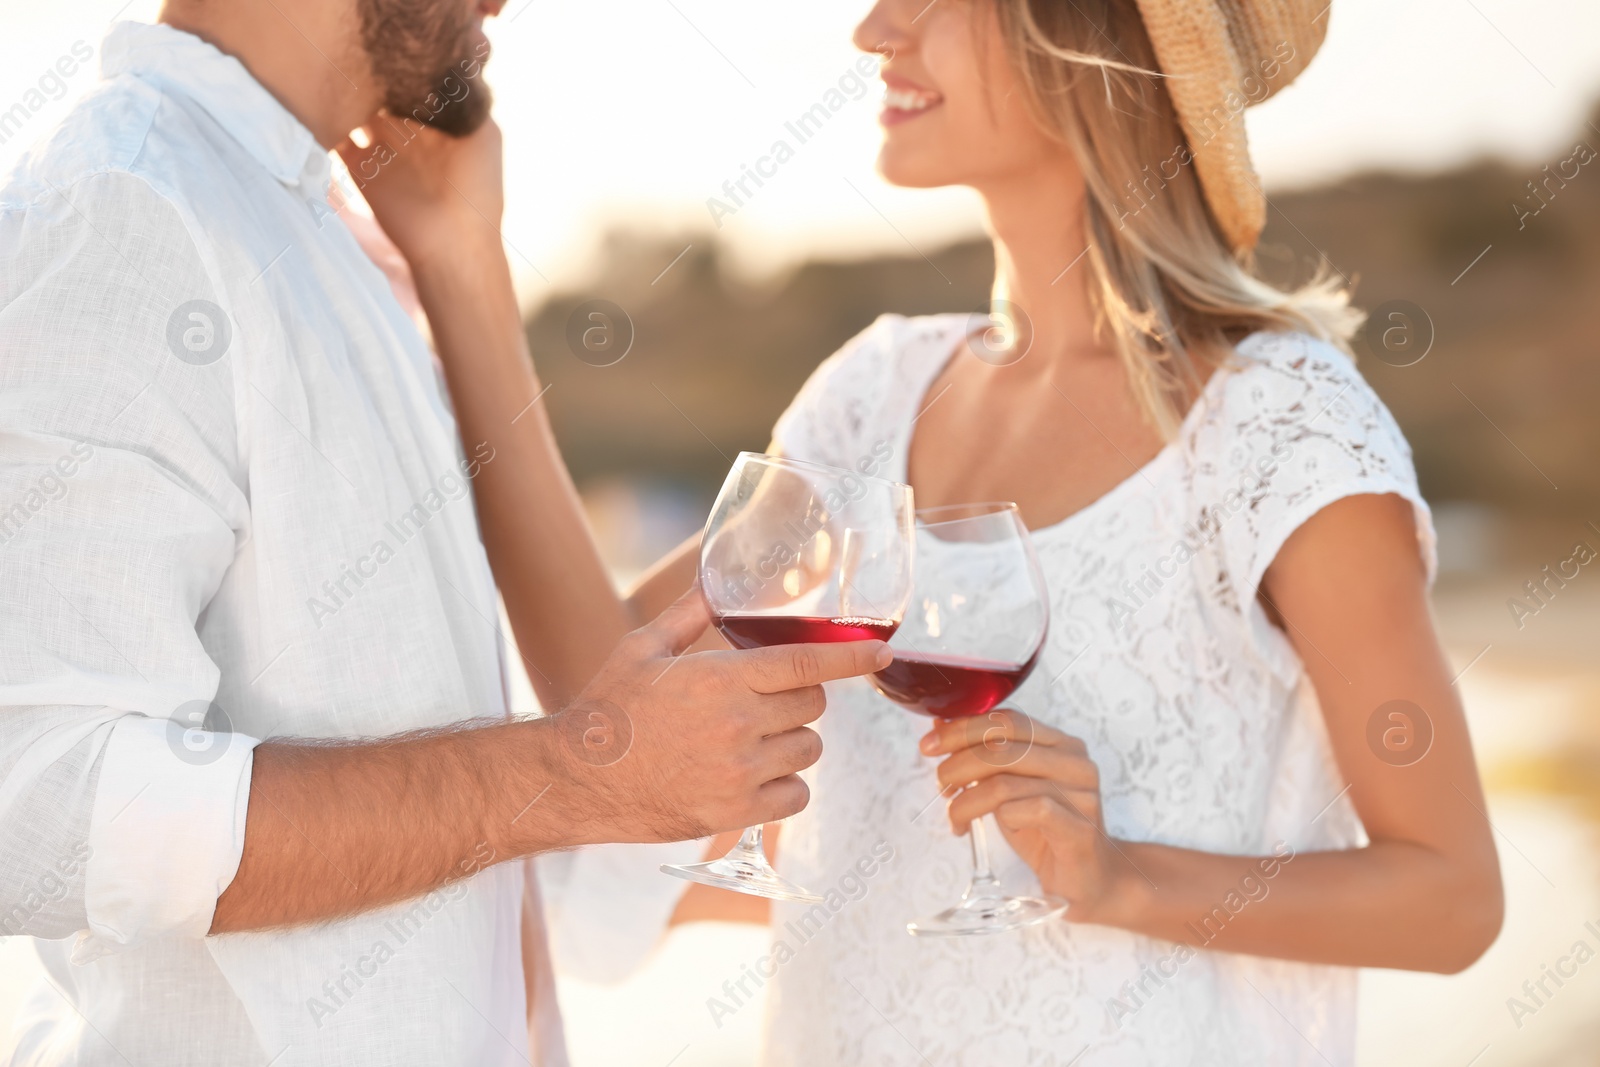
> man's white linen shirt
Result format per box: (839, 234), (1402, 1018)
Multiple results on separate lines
(0, 21), (552, 1066)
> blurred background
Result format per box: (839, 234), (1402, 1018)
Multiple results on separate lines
(4, 0), (1600, 1063)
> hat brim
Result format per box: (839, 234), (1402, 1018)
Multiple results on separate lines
(1132, 0), (1329, 252)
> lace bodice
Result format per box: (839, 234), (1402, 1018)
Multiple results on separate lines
(754, 315), (1436, 1067)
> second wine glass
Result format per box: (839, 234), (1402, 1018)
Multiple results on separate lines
(660, 452), (915, 903)
(869, 501), (1066, 935)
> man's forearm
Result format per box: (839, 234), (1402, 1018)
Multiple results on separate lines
(212, 718), (568, 934)
(210, 582), (884, 935)
(409, 230), (633, 709)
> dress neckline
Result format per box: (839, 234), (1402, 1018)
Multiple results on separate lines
(888, 313), (1232, 540)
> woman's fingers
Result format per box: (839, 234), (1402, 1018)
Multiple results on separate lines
(919, 710), (1102, 834)
(993, 794), (1090, 840)
(918, 708), (1083, 758)
(945, 774), (1101, 835)
(935, 738), (1099, 793)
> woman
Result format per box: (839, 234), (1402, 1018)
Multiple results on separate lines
(372, 0), (1503, 1061)
(620, 0), (1504, 1063)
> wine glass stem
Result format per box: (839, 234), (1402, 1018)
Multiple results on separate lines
(966, 815), (1004, 897)
(735, 824), (766, 859)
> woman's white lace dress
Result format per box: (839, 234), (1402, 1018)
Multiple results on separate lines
(754, 314), (1437, 1067)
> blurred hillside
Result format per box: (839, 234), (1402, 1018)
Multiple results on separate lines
(525, 107), (1600, 560)
(523, 233), (994, 493)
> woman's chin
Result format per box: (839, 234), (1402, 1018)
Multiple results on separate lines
(874, 147), (958, 190)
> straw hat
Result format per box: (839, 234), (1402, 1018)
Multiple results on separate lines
(1131, 0), (1329, 251)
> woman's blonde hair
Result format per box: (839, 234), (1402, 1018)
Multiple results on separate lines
(988, 0), (1362, 437)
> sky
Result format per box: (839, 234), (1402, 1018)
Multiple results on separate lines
(5, 0), (1600, 296)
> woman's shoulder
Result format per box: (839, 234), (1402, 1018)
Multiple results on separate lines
(1195, 329), (1410, 463)
(770, 313), (965, 463)
(1187, 328), (1436, 596)
(1211, 329), (1373, 421)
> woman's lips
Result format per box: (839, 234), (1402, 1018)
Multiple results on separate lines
(880, 83), (943, 126)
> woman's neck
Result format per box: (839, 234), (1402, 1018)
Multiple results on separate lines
(977, 164), (1107, 371)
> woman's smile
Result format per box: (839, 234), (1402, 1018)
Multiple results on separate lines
(879, 71), (944, 126)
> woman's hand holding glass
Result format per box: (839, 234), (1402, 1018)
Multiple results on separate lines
(918, 709), (1136, 924)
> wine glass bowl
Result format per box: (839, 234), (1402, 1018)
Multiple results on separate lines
(699, 453), (914, 644)
(661, 452), (915, 903)
(868, 503), (1048, 719)
(867, 502), (1066, 936)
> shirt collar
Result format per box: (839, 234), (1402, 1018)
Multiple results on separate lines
(101, 21), (331, 195)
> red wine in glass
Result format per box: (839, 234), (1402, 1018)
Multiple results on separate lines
(869, 648), (1039, 718)
(715, 614), (900, 650)
(659, 452), (915, 905)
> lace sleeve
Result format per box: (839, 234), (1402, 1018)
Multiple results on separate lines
(769, 314), (904, 471)
(1195, 331), (1438, 608)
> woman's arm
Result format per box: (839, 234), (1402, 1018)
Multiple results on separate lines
(343, 119), (631, 710)
(410, 243), (632, 709)
(626, 534), (702, 623)
(927, 493), (1504, 973)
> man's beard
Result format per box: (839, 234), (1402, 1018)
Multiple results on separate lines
(358, 0), (493, 138)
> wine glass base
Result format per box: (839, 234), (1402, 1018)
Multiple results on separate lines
(906, 892), (1067, 937)
(660, 854), (823, 904)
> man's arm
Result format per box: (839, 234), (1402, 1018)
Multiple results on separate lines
(0, 171), (258, 953)
(213, 589), (891, 932)
(0, 157), (887, 953)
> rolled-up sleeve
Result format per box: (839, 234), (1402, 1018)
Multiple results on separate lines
(0, 170), (257, 956)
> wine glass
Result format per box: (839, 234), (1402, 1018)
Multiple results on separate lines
(868, 501), (1065, 936)
(661, 452), (915, 903)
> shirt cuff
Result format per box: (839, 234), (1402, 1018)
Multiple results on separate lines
(75, 712), (258, 962)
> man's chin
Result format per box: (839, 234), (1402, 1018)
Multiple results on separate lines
(383, 60), (494, 139)
(422, 88), (493, 138)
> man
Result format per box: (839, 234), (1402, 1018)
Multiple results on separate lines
(0, 1), (889, 1063)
